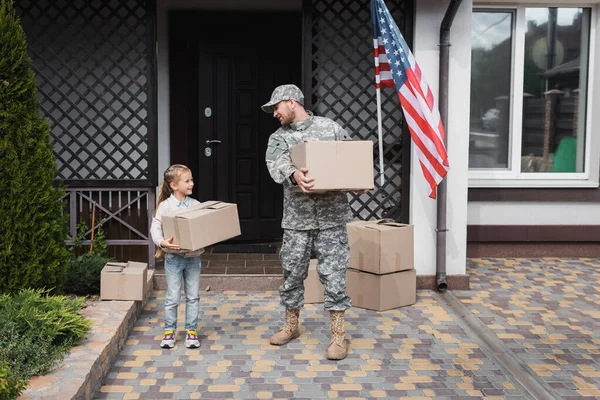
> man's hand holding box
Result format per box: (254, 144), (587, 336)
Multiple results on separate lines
(290, 141), (375, 193)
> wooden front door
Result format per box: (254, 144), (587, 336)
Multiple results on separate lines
(170, 11), (301, 242)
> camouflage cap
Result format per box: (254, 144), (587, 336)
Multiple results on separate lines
(261, 84), (305, 113)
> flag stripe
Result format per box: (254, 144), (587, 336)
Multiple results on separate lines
(374, 36), (395, 88)
(400, 98), (449, 178)
(401, 81), (448, 160)
(420, 161), (439, 199)
(398, 79), (446, 158)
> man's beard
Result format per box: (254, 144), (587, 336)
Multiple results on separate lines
(281, 110), (296, 126)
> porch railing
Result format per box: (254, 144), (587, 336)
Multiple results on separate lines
(64, 188), (156, 268)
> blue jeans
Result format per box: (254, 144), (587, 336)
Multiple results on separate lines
(164, 253), (201, 331)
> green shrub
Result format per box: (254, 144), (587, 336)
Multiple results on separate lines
(0, 289), (91, 348)
(65, 253), (111, 295)
(0, 360), (27, 400)
(71, 221), (109, 259)
(65, 220), (111, 296)
(0, 0), (70, 294)
(0, 289), (91, 396)
(0, 320), (64, 380)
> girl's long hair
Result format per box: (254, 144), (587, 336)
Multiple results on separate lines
(154, 164), (191, 259)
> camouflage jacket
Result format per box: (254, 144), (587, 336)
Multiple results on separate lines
(265, 112), (352, 230)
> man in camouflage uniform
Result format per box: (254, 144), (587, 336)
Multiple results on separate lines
(262, 84), (355, 360)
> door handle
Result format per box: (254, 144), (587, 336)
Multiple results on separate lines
(206, 140), (222, 145)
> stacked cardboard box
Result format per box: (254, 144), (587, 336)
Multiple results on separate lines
(305, 259), (324, 304)
(346, 221), (416, 311)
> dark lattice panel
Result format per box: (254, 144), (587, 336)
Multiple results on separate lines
(309, 0), (410, 221)
(16, 0), (151, 183)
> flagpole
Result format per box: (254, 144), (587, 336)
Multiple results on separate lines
(372, 0), (385, 186)
(375, 87), (385, 186)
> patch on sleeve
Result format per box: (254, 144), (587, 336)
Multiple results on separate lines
(266, 135), (289, 160)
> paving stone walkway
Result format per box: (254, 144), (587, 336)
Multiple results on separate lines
(455, 258), (600, 399)
(96, 258), (600, 399)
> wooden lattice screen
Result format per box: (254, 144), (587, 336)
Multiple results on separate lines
(16, 0), (158, 265)
(16, 0), (157, 187)
(64, 188), (156, 267)
(304, 0), (412, 222)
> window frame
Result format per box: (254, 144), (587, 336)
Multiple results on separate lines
(469, 4), (599, 188)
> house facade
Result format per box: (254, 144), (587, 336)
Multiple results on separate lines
(16, 0), (600, 289)
(467, 0), (600, 259)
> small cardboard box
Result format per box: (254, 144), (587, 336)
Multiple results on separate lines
(305, 259), (324, 304)
(347, 268), (416, 311)
(100, 261), (148, 301)
(162, 201), (241, 251)
(347, 220), (414, 274)
(290, 141), (374, 191)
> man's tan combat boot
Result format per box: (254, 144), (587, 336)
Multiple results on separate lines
(270, 308), (300, 345)
(326, 310), (348, 360)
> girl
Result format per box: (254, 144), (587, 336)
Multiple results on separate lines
(150, 164), (203, 349)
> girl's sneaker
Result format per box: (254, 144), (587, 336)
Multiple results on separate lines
(160, 330), (176, 348)
(186, 330), (200, 348)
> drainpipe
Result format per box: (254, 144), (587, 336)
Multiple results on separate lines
(436, 0), (462, 292)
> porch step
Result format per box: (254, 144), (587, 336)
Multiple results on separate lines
(155, 251), (283, 275)
(152, 273), (283, 291)
(153, 251), (284, 291)
(152, 252), (470, 290)
(151, 272), (470, 291)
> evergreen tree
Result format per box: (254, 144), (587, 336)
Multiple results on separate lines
(0, 0), (69, 293)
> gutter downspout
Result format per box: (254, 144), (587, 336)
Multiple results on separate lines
(436, 0), (462, 292)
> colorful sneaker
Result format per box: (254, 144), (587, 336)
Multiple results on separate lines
(160, 330), (176, 349)
(186, 330), (200, 348)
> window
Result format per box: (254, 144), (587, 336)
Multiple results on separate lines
(469, 7), (595, 187)
(470, 11), (514, 170)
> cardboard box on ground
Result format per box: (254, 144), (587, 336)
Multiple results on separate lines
(100, 261), (153, 301)
(347, 269), (416, 311)
(304, 257), (416, 311)
(162, 201), (241, 252)
(305, 259), (324, 304)
(347, 220), (414, 274)
(346, 220), (417, 311)
(290, 141), (374, 191)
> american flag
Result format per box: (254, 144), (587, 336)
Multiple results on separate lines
(372, 0), (449, 199)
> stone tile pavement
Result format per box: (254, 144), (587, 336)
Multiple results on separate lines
(455, 258), (600, 399)
(96, 258), (600, 399)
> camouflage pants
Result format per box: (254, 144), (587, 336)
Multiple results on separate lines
(278, 225), (351, 311)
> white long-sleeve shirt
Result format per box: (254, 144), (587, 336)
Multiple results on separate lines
(150, 194), (205, 257)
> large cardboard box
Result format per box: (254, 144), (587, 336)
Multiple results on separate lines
(100, 261), (148, 301)
(347, 268), (416, 311)
(162, 201), (241, 251)
(305, 259), (324, 304)
(347, 220), (414, 274)
(290, 141), (374, 191)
